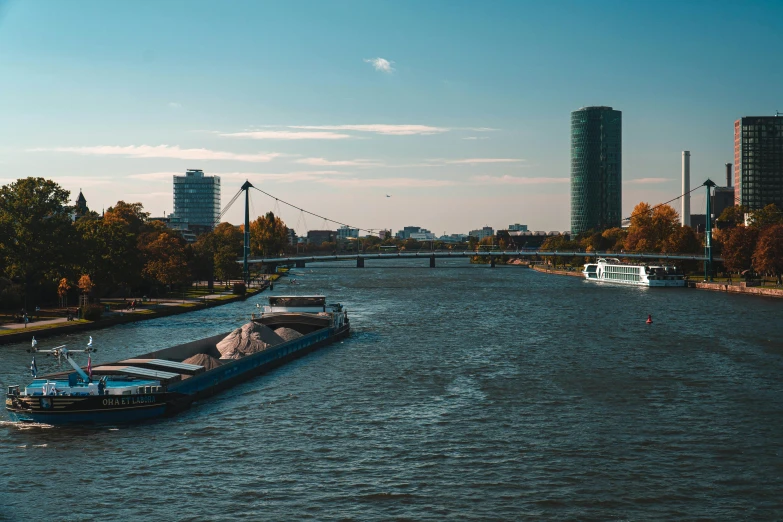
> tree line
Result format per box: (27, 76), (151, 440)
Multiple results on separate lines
(0, 178), (289, 309)
(539, 201), (783, 282)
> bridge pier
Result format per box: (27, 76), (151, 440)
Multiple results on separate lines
(490, 256), (496, 268)
(295, 260), (306, 268)
(357, 256), (364, 268)
(430, 255), (435, 268)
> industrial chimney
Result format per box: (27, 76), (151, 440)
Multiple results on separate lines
(725, 163), (732, 187)
(682, 151), (691, 227)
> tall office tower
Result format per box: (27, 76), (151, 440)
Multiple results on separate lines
(570, 106), (622, 235)
(681, 151), (691, 227)
(172, 169), (221, 230)
(734, 115), (783, 209)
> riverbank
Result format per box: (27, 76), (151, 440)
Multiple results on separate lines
(0, 286), (266, 346)
(531, 264), (583, 277)
(688, 281), (783, 298)
(532, 264), (783, 298)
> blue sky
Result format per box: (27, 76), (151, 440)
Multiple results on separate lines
(1, 0), (781, 233)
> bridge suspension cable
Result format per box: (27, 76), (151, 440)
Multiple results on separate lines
(214, 186), (244, 227)
(250, 186), (378, 235)
(622, 184), (703, 224)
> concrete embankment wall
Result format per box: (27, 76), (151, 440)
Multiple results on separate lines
(689, 281), (783, 299)
(0, 288), (264, 346)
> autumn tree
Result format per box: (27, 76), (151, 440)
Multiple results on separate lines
(78, 274), (94, 294)
(138, 223), (191, 288)
(752, 224), (783, 284)
(57, 278), (71, 308)
(195, 222), (243, 284)
(103, 201), (149, 234)
(624, 203), (681, 252)
(721, 226), (759, 274)
(249, 212), (288, 257)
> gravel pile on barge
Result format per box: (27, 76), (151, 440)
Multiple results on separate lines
(217, 322), (284, 360)
(182, 353), (223, 371)
(274, 327), (303, 342)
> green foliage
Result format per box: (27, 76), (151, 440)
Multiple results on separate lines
(232, 282), (246, 295)
(748, 204), (783, 229)
(0, 178), (79, 298)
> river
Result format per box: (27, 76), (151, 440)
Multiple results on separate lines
(1, 260), (782, 520)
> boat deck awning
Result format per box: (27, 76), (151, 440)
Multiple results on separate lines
(120, 359), (205, 375)
(91, 365), (182, 382)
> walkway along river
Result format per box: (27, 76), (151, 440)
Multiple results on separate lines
(1, 259), (782, 520)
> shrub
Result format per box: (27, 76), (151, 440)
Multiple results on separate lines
(79, 304), (103, 321)
(232, 282), (246, 295)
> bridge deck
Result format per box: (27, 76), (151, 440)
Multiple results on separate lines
(246, 251), (720, 264)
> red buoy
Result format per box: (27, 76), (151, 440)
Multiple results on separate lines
(646, 314), (653, 324)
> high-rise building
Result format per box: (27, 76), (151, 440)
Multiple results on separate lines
(570, 106), (622, 235)
(734, 115), (783, 210)
(508, 223), (528, 231)
(172, 169), (221, 231)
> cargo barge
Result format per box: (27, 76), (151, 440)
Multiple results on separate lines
(5, 295), (349, 425)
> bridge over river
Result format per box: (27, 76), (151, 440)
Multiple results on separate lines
(246, 250), (722, 270)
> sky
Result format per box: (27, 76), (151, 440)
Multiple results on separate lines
(0, 0), (781, 234)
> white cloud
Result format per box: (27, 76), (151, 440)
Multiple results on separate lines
(317, 177), (454, 188)
(624, 177), (671, 184)
(462, 136), (489, 141)
(289, 124), (448, 136)
(296, 157), (382, 167)
(472, 175), (568, 185)
(127, 171), (182, 181)
(364, 57), (395, 73)
(446, 158), (525, 165)
(168, 102), (181, 109)
(219, 130), (352, 140)
(31, 145), (282, 163)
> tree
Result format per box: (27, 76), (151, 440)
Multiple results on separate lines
(203, 222), (243, 284)
(716, 205), (748, 229)
(624, 202), (654, 251)
(76, 216), (141, 295)
(138, 225), (191, 288)
(249, 212), (288, 257)
(651, 205), (680, 251)
(663, 225), (700, 254)
(0, 178), (78, 303)
(78, 274), (94, 294)
(748, 204), (783, 229)
(103, 201), (149, 234)
(601, 227), (627, 251)
(752, 224), (783, 284)
(721, 226), (759, 274)
(57, 278), (71, 308)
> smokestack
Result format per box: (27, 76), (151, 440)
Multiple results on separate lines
(725, 163), (732, 187)
(682, 151), (691, 227)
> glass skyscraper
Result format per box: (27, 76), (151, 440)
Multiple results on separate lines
(570, 106), (622, 235)
(734, 116), (783, 210)
(172, 169), (221, 230)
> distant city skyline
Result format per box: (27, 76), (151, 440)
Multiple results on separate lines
(1, 0), (781, 233)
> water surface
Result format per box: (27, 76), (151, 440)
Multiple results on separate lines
(1, 261), (782, 520)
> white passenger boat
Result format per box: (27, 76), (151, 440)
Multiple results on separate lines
(583, 258), (686, 287)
